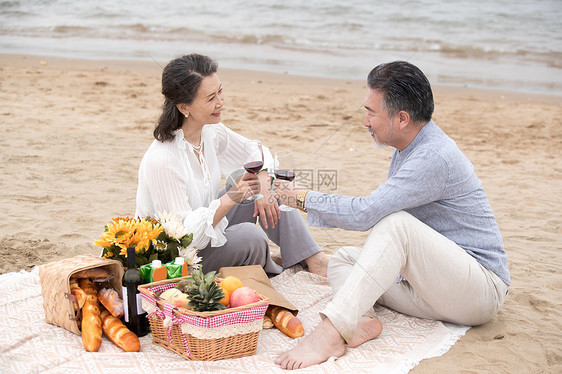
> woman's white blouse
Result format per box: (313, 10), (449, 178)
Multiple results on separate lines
(135, 123), (273, 249)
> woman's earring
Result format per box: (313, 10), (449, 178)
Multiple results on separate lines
(185, 113), (189, 118)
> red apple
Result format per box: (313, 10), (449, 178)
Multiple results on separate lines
(229, 286), (260, 308)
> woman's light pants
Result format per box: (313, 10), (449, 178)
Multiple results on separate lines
(322, 211), (508, 343)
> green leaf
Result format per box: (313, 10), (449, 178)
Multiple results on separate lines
(204, 271), (216, 283)
(136, 255), (148, 267)
(180, 234), (193, 247)
(170, 245), (179, 261)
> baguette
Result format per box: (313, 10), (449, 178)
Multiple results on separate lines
(79, 278), (98, 296)
(98, 288), (124, 318)
(70, 278), (87, 309)
(262, 315), (274, 329)
(266, 306), (304, 339)
(100, 309), (140, 352)
(79, 279), (103, 352)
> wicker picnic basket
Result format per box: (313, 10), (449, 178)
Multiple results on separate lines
(38, 254), (124, 335)
(138, 276), (269, 361)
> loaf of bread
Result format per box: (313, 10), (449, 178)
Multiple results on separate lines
(100, 309), (140, 352)
(72, 267), (110, 279)
(262, 315), (274, 329)
(266, 306), (304, 339)
(98, 288), (124, 318)
(79, 278), (98, 296)
(79, 279), (103, 352)
(70, 278), (87, 309)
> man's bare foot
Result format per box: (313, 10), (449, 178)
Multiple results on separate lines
(347, 316), (383, 348)
(305, 252), (330, 277)
(274, 318), (345, 370)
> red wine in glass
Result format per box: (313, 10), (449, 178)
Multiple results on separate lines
(274, 170), (295, 181)
(244, 160), (264, 174)
(244, 140), (264, 176)
(274, 150), (296, 211)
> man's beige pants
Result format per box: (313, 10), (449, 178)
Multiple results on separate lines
(322, 211), (509, 343)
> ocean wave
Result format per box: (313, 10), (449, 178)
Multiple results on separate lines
(2, 22), (559, 64)
(212, 33), (289, 46)
(52, 25), (91, 34)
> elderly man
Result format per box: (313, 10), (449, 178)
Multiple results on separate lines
(273, 61), (510, 370)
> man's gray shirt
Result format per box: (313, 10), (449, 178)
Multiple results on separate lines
(306, 120), (510, 285)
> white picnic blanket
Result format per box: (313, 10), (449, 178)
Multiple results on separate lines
(0, 267), (469, 373)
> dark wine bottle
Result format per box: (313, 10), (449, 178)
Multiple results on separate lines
(123, 246), (149, 337)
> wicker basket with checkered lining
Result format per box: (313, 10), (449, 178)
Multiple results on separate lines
(138, 276), (269, 361)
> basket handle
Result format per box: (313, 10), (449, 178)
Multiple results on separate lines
(65, 293), (82, 321)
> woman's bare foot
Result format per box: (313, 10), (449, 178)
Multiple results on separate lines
(305, 252), (330, 277)
(274, 318), (345, 370)
(347, 316), (383, 348)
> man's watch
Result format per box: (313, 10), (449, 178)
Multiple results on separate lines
(296, 190), (309, 212)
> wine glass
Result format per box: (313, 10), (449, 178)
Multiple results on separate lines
(243, 140), (264, 200)
(243, 140), (264, 175)
(274, 150), (295, 181)
(274, 150), (295, 211)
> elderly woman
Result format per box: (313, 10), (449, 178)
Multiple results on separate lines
(135, 53), (328, 276)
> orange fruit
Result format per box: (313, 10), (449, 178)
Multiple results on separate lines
(219, 285), (230, 307)
(219, 276), (243, 306)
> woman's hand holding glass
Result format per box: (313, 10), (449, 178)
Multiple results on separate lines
(241, 140), (280, 229)
(226, 173), (260, 204)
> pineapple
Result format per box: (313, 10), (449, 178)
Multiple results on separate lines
(175, 278), (194, 293)
(184, 268), (226, 312)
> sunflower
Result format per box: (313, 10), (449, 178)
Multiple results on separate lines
(93, 218), (135, 248)
(114, 219), (163, 256)
(138, 219), (163, 246)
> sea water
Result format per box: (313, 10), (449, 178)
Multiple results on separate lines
(1, 0), (561, 95)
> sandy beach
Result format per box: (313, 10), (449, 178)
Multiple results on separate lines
(0, 53), (560, 373)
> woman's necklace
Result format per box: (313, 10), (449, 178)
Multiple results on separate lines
(186, 138), (203, 153)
